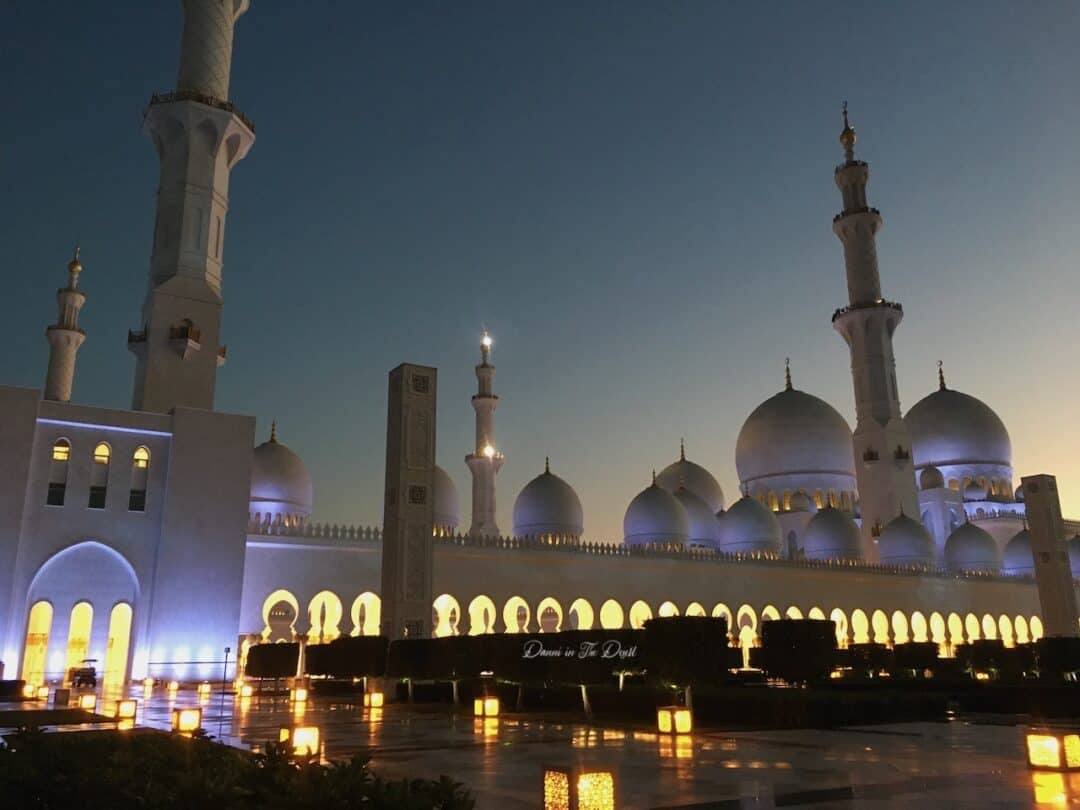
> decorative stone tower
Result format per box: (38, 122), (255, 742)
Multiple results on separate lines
(129, 0), (255, 413)
(830, 104), (919, 546)
(43, 248), (87, 403)
(1022, 474), (1080, 638)
(465, 331), (503, 536)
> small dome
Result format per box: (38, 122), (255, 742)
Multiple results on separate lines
(623, 479), (689, 547)
(801, 507), (862, 561)
(250, 423), (313, 524)
(878, 513), (934, 567)
(673, 486), (719, 548)
(655, 443), (724, 512)
(905, 386), (1011, 469)
(943, 522), (1000, 574)
(735, 387), (854, 485)
(433, 465), (460, 532)
(1002, 528), (1032, 576)
(919, 466), (945, 491)
(1015, 484), (1025, 503)
(715, 495), (782, 554)
(788, 490), (812, 513)
(1069, 535), (1080, 579)
(964, 480), (988, 502)
(513, 460), (584, 540)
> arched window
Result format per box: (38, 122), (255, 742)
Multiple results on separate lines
(22, 601), (53, 685)
(129, 447), (150, 512)
(47, 439), (70, 506)
(88, 442), (110, 509)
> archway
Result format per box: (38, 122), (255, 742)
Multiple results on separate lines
(891, 611), (910, 645)
(262, 589), (299, 641)
(910, 611), (928, 644)
(685, 602), (706, 617)
(502, 596), (530, 633)
(629, 600), (653, 629)
(871, 610), (889, 645)
(103, 602), (133, 689)
(568, 598), (594, 630)
(712, 603), (733, 640)
(1015, 615), (1030, 644)
(350, 592), (381, 636)
(1030, 616), (1044, 642)
(851, 609), (869, 644)
(736, 605), (758, 668)
(929, 612), (947, 655)
(948, 613), (964, 649)
(64, 601), (93, 678)
(432, 593), (461, 637)
(537, 597), (564, 632)
(808, 606), (826, 620)
(761, 604), (780, 622)
(998, 615), (1014, 648)
(964, 613), (981, 642)
(830, 608), (849, 648)
(785, 606), (804, 620)
(308, 591), (344, 642)
(21, 601), (52, 685)
(981, 614), (997, 641)
(467, 595), (497, 635)
(599, 599), (624, 629)
(658, 601), (679, 618)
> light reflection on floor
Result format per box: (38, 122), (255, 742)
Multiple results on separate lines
(1, 687), (1075, 808)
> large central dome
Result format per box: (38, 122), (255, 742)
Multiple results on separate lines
(905, 385), (1011, 469)
(736, 383), (855, 487)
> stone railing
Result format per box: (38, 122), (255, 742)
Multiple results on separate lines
(832, 299), (902, 323)
(147, 90), (256, 133)
(248, 519), (382, 543)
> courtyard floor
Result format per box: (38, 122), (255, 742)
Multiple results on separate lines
(2, 687), (1077, 807)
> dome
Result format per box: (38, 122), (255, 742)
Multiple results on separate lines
(735, 386), (855, 485)
(943, 522), (1001, 574)
(655, 443), (724, 512)
(788, 491), (812, 513)
(964, 480), (988, 502)
(623, 478), (689, 547)
(920, 465), (945, 491)
(801, 507), (862, 561)
(673, 486), (719, 548)
(433, 465), (460, 532)
(878, 513), (934, 567)
(250, 423), (313, 524)
(1069, 535), (1080, 579)
(715, 495), (782, 554)
(905, 385), (1011, 469)
(1002, 528), (1032, 576)
(513, 459), (584, 540)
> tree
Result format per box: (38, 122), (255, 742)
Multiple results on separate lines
(758, 619), (837, 685)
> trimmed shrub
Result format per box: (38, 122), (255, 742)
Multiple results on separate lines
(892, 642), (939, 673)
(245, 643), (299, 679)
(304, 636), (388, 678)
(758, 619), (837, 685)
(643, 616), (733, 688)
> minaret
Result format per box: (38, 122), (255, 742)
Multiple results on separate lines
(129, 0), (255, 413)
(43, 248), (87, 403)
(830, 104), (919, 545)
(465, 331), (503, 536)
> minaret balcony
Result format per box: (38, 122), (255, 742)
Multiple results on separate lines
(168, 324), (202, 360)
(147, 90), (255, 134)
(832, 206), (880, 224)
(831, 299), (903, 323)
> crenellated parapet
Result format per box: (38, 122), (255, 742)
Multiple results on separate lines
(248, 518), (382, 543)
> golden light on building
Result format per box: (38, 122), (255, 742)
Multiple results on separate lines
(542, 766), (616, 810)
(142, 678), (154, 699)
(115, 699), (137, 720)
(363, 691), (384, 708)
(290, 686), (308, 702)
(474, 696), (499, 717)
(279, 726), (320, 757)
(171, 707), (201, 733)
(76, 693), (97, 711)
(197, 681), (212, 697)
(657, 706), (693, 734)
(1027, 729), (1080, 771)
(117, 719), (135, 732)
(35, 685), (50, 700)
(482, 444), (496, 459)
(473, 717), (499, 739)
(239, 683), (254, 698)
(167, 680), (180, 693)
(21, 683), (36, 699)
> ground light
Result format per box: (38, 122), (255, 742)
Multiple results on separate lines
(167, 680), (179, 694)
(542, 766), (616, 810)
(35, 685), (49, 700)
(172, 707), (201, 734)
(290, 686), (308, 702)
(78, 693), (97, 711)
(197, 681), (212, 697)
(238, 683), (254, 698)
(474, 696), (499, 717)
(115, 699), (137, 720)
(363, 691), (384, 708)
(279, 726), (320, 757)
(657, 706), (693, 734)
(1026, 728), (1080, 770)
(21, 683), (36, 698)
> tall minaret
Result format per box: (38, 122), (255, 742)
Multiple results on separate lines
(830, 104), (919, 545)
(129, 0), (255, 413)
(465, 331), (503, 536)
(43, 248), (87, 403)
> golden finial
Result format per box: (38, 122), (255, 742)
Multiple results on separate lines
(67, 244), (83, 275)
(839, 100), (856, 160)
(938, 360), (946, 391)
(785, 357), (792, 391)
(680, 437), (685, 461)
(269, 420), (278, 443)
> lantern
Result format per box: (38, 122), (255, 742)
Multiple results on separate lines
(279, 726), (320, 757)
(115, 699), (137, 720)
(78, 693), (97, 711)
(197, 681), (212, 697)
(143, 678), (154, 699)
(171, 707), (201, 733)
(290, 686), (308, 703)
(657, 706), (693, 734)
(21, 683), (36, 699)
(239, 683), (254, 698)
(35, 685), (50, 700)
(1027, 728), (1080, 771)
(474, 696), (500, 717)
(542, 766), (616, 810)
(363, 691), (384, 708)
(167, 680), (180, 693)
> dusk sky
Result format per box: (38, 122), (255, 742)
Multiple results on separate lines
(3, 2), (1080, 540)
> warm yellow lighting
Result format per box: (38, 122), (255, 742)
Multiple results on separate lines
(78, 693), (97, 711)
(280, 726), (320, 757)
(543, 768), (570, 810)
(36, 685), (50, 700)
(117, 719), (134, 731)
(576, 771), (616, 809)
(240, 684), (254, 698)
(115, 699), (137, 720)
(172, 708), (201, 733)
(197, 681), (211, 696)
(659, 736), (694, 760)
(363, 691), (384, 708)
(657, 706), (692, 734)
(290, 687), (308, 702)
(974, 671), (990, 681)
(93, 442), (110, 464)
(21, 683), (36, 699)
(238, 696), (252, 715)
(474, 696), (499, 717)
(1029, 734), (1063, 770)
(167, 680), (179, 692)
(1066, 735), (1080, 769)
(1032, 772), (1067, 805)
(481, 332), (493, 349)
(482, 444), (496, 459)
(133, 447), (150, 469)
(542, 767), (615, 810)
(52, 441), (70, 462)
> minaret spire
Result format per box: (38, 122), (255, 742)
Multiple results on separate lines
(938, 360), (946, 391)
(784, 357), (792, 391)
(465, 330), (503, 536)
(44, 246), (88, 402)
(129, 0), (255, 413)
(269, 420), (278, 443)
(680, 438), (686, 461)
(830, 107), (919, 549)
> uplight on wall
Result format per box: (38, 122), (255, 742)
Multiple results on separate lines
(474, 696), (499, 717)
(1027, 729), (1080, 771)
(657, 706), (693, 734)
(172, 707), (201, 733)
(279, 726), (320, 757)
(363, 691), (384, 708)
(167, 680), (180, 693)
(115, 699), (137, 720)
(78, 693), (97, 711)
(542, 766), (616, 810)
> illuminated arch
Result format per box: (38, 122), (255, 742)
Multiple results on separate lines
(981, 614), (997, 640)
(998, 614), (1014, 648)
(262, 589), (300, 641)
(599, 599), (624, 629)
(891, 610), (910, 645)
(785, 606), (804, 620)
(685, 602), (706, 617)
(830, 608), (849, 648)
(432, 593), (461, 638)
(808, 606), (825, 620)
(910, 611), (928, 643)
(929, 612), (947, 654)
(629, 600), (653, 629)
(1015, 614), (1030, 644)
(947, 613), (964, 648)
(964, 613), (981, 642)
(103, 602), (133, 689)
(21, 600), (53, 685)
(308, 590), (344, 642)
(467, 595), (497, 635)
(658, 601), (679, 618)
(761, 604), (780, 622)
(536, 597), (564, 633)
(712, 603), (733, 638)
(871, 610), (889, 645)
(350, 592), (381, 636)
(1030, 615), (1044, 642)
(568, 598), (594, 630)
(64, 601), (93, 677)
(502, 596), (530, 633)
(851, 609), (869, 645)
(736, 604), (757, 633)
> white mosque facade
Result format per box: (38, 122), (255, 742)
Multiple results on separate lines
(3, 2), (1077, 687)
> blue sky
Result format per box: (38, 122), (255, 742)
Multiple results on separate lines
(3, 2), (1080, 539)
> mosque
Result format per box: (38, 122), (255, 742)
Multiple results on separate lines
(3, 1), (1076, 688)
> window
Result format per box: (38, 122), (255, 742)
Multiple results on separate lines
(133, 447), (149, 469)
(52, 440), (70, 462)
(129, 447), (149, 512)
(89, 442), (110, 509)
(47, 440), (70, 506)
(93, 443), (110, 464)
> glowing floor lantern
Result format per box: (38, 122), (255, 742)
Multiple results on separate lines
(1026, 728), (1080, 771)
(115, 699), (137, 721)
(142, 678), (154, 699)
(290, 686), (308, 703)
(78, 693), (97, 711)
(197, 681), (212, 698)
(172, 707), (202, 734)
(542, 766), (616, 810)
(21, 683), (36, 699)
(474, 696), (500, 717)
(279, 726), (320, 757)
(239, 683), (254, 698)
(657, 706), (693, 734)
(167, 680), (180, 694)
(35, 685), (50, 700)
(363, 691), (384, 708)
